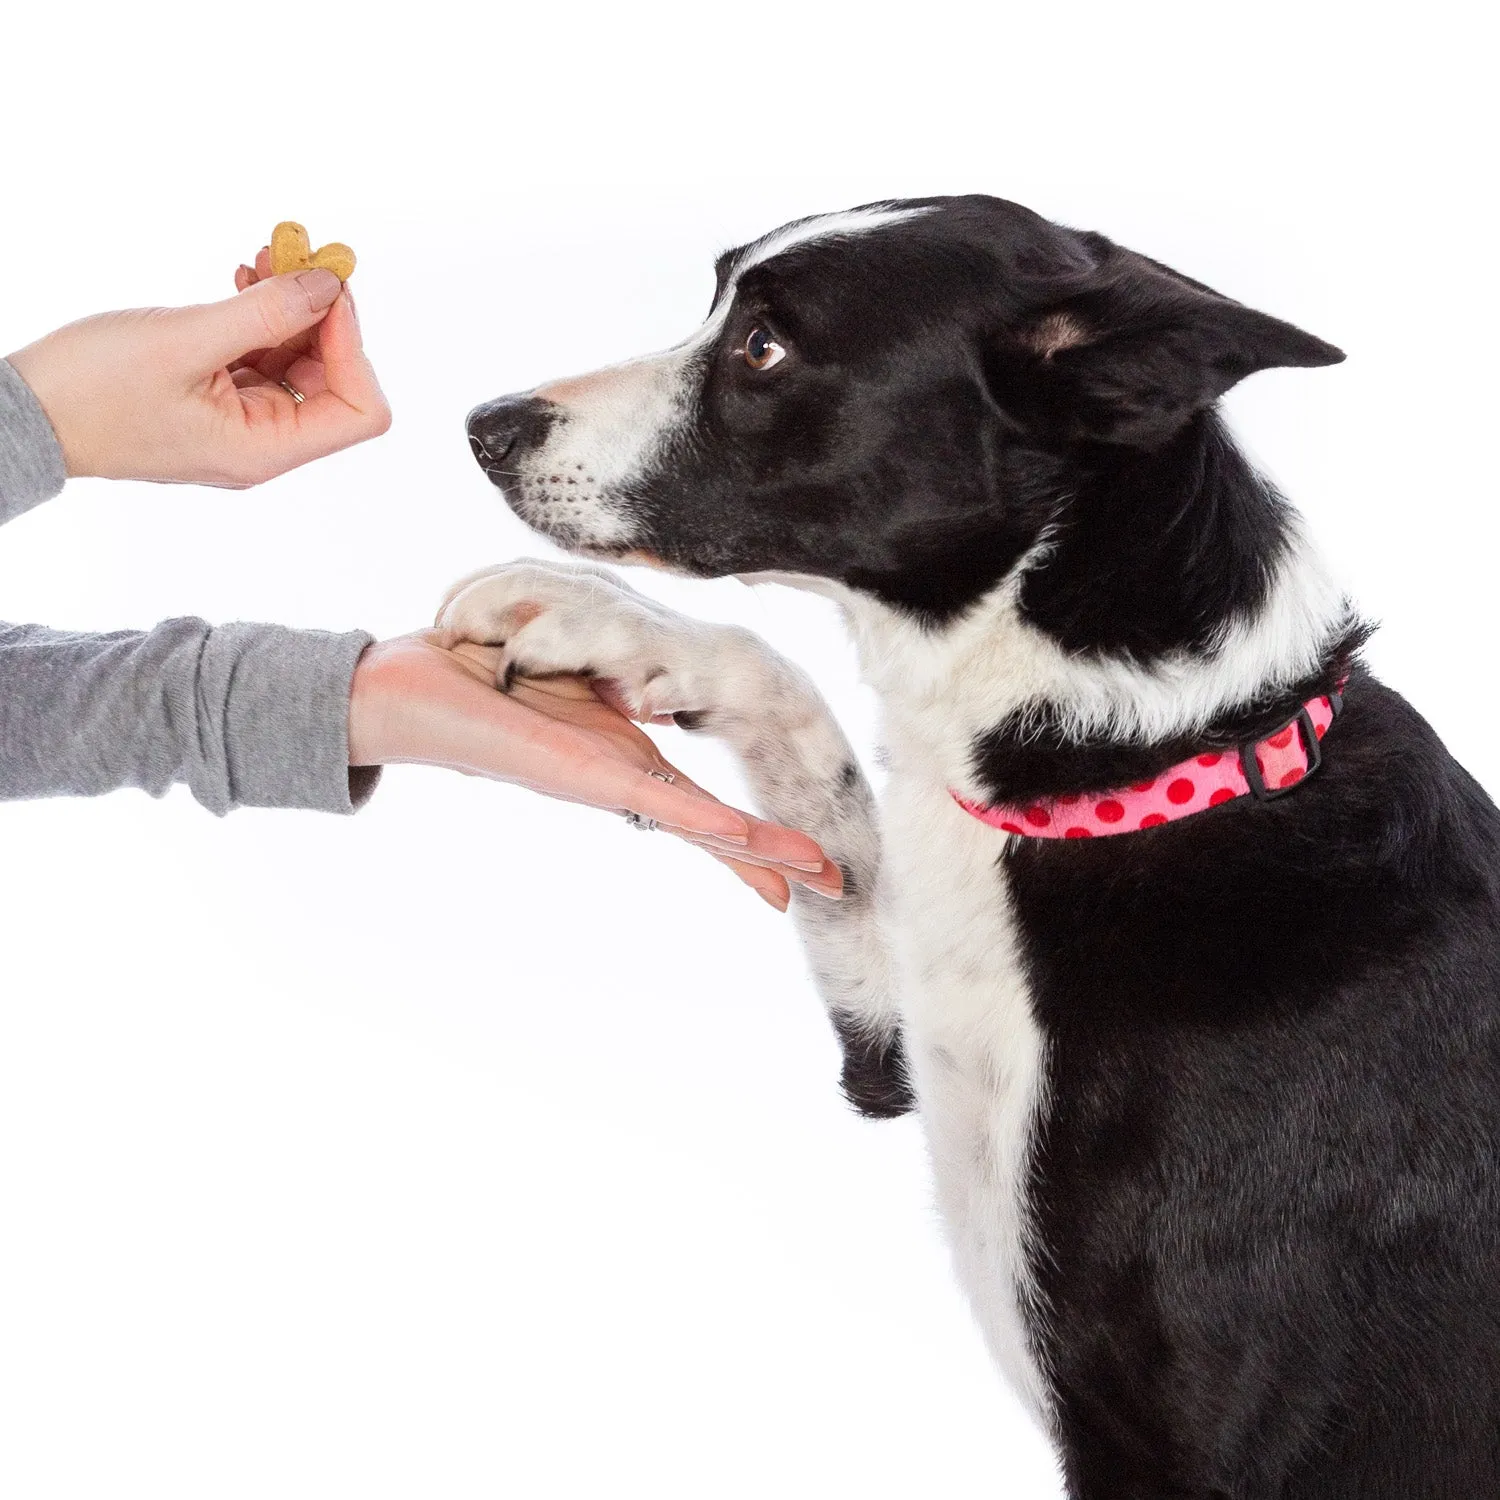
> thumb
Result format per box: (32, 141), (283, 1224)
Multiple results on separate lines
(178, 268), (343, 368)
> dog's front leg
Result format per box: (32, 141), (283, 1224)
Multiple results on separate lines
(437, 560), (913, 1118)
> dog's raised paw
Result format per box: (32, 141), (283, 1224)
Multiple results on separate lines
(435, 560), (715, 719)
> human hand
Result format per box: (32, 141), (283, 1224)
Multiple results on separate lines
(6, 253), (389, 487)
(348, 633), (844, 912)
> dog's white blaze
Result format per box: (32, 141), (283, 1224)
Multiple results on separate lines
(507, 207), (932, 545)
(729, 204), (935, 281)
(538, 358), (679, 487)
(508, 303), (736, 544)
(515, 349), (699, 545)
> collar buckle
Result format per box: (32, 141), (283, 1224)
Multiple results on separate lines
(1239, 705), (1322, 802)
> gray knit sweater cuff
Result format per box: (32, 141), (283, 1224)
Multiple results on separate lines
(208, 623), (381, 815)
(0, 357), (67, 523)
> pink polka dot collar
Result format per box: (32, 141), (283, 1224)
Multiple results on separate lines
(954, 687), (1345, 840)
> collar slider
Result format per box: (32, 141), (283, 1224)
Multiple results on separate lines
(1240, 705), (1322, 801)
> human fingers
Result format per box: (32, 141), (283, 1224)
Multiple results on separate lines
(230, 366), (279, 389)
(666, 820), (843, 899)
(649, 761), (837, 887)
(638, 770), (841, 895)
(308, 289), (386, 414)
(227, 281), (322, 380)
(578, 754), (752, 845)
(176, 268), (342, 371)
(229, 295), (390, 470)
(229, 264), (269, 371)
(235, 336), (317, 386)
(711, 852), (793, 913)
(717, 808), (829, 878)
(522, 704), (839, 891)
(272, 292), (364, 398)
(228, 250), (275, 371)
(671, 824), (843, 896)
(243, 292), (386, 450)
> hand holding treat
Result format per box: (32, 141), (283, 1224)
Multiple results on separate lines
(7, 227), (387, 487)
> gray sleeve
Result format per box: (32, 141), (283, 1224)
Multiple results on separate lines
(0, 356), (68, 522)
(2, 356), (380, 815)
(0, 619), (381, 815)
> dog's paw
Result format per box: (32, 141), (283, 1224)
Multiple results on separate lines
(830, 1014), (917, 1119)
(436, 558), (742, 720)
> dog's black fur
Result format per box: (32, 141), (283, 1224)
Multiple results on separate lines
(1019, 670), (1500, 1497)
(469, 196), (1500, 1496)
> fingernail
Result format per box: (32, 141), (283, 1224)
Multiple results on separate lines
(784, 858), (828, 874)
(807, 879), (844, 900)
(343, 285), (359, 324)
(759, 887), (789, 913)
(237, 263), (252, 281)
(293, 267), (341, 306)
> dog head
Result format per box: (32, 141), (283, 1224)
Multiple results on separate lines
(466, 196), (1342, 623)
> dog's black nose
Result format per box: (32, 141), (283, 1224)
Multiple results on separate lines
(466, 394), (555, 470)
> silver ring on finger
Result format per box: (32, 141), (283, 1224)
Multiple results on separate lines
(623, 811), (658, 832)
(647, 769), (675, 784)
(280, 379), (306, 405)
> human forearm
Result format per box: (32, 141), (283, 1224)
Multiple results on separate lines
(0, 618), (377, 814)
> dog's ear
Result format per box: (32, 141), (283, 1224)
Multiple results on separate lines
(1000, 249), (1344, 448)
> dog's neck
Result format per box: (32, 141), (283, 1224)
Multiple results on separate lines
(791, 414), (1357, 797)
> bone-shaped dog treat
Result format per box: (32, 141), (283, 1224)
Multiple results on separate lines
(269, 221), (356, 281)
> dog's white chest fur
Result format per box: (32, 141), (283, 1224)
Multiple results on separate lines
(882, 770), (1052, 1425)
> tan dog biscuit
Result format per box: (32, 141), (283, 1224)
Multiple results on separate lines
(269, 221), (356, 281)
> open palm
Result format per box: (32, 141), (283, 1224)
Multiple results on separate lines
(349, 632), (842, 911)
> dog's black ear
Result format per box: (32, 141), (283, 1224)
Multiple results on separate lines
(1002, 249), (1344, 448)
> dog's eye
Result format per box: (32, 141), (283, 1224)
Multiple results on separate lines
(743, 327), (786, 371)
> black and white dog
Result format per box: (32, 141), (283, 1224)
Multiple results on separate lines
(444, 197), (1500, 1497)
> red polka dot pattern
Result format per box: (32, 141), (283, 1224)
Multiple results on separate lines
(951, 686), (1342, 840)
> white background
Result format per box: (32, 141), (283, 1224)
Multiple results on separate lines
(0, 5), (1493, 1497)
